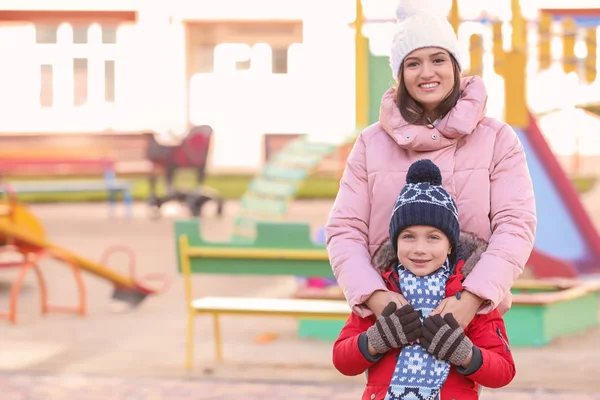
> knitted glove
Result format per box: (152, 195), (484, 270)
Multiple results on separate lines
(366, 302), (422, 354)
(420, 313), (473, 366)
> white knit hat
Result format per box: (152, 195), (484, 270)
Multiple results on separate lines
(390, 0), (463, 80)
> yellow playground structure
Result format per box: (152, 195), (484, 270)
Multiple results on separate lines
(0, 186), (168, 324)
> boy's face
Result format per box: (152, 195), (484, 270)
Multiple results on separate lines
(396, 225), (452, 277)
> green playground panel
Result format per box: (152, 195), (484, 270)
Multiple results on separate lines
(368, 52), (394, 125)
(175, 219), (333, 278)
(248, 179), (297, 198)
(284, 140), (338, 155)
(233, 215), (258, 230)
(229, 137), (343, 245)
(261, 165), (308, 181)
(272, 152), (324, 168)
(240, 195), (288, 214)
(181, 257), (333, 277)
(298, 288), (600, 346)
(503, 290), (599, 347)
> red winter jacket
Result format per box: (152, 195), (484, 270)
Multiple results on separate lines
(332, 233), (516, 400)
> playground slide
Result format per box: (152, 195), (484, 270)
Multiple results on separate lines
(512, 110), (600, 278)
(0, 202), (165, 307)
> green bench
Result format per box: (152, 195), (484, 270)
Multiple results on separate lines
(175, 219), (343, 368)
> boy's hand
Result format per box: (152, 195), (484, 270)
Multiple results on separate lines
(420, 313), (473, 366)
(366, 302), (422, 354)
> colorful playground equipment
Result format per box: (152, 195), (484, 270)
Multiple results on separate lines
(538, 8), (597, 84)
(229, 136), (349, 243)
(494, 6), (600, 277)
(506, 278), (600, 347)
(0, 186), (168, 324)
(517, 113), (600, 277)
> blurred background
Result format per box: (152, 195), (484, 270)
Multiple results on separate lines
(0, 0), (599, 399)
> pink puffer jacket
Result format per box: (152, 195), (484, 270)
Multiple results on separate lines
(326, 76), (536, 317)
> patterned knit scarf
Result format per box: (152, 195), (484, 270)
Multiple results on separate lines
(385, 261), (451, 400)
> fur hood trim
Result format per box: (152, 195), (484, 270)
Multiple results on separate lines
(371, 231), (488, 278)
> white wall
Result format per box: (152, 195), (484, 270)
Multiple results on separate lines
(0, 0), (598, 172)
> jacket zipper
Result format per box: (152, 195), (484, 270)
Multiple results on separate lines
(496, 328), (511, 352)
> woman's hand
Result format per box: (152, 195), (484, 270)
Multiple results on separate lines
(430, 290), (484, 329)
(365, 290), (408, 317)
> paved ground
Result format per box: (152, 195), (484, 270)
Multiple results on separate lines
(1, 373), (600, 400)
(0, 187), (600, 398)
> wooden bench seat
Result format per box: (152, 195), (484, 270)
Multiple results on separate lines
(191, 297), (349, 362)
(192, 296), (350, 316)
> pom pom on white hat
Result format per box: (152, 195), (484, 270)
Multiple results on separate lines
(390, 0), (462, 80)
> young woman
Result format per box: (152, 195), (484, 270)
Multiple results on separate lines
(326, 1), (536, 328)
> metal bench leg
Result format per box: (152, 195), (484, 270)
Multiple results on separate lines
(186, 310), (195, 370)
(123, 189), (133, 220)
(213, 313), (223, 362)
(107, 189), (117, 218)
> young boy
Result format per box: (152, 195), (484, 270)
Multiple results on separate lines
(332, 160), (515, 400)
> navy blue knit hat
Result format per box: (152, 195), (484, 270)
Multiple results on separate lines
(389, 159), (460, 264)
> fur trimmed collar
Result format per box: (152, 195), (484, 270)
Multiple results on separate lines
(371, 231), (488, 278)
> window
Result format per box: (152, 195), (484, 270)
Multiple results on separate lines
(40, 64), (53, 107)
(272, 47), (289, 74)
(33, 21), (122, 107)
(72, 24), (88, 44)
(105, 60), (115, 103)
(102, 25), (117, 44)
(35, 24), (57, 44)
(236, 58), (251, 71)
(188, 21), (302, 75)
(73, 58), (88, 106)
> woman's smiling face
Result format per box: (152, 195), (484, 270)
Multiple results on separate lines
(401, 47), (456, 116)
